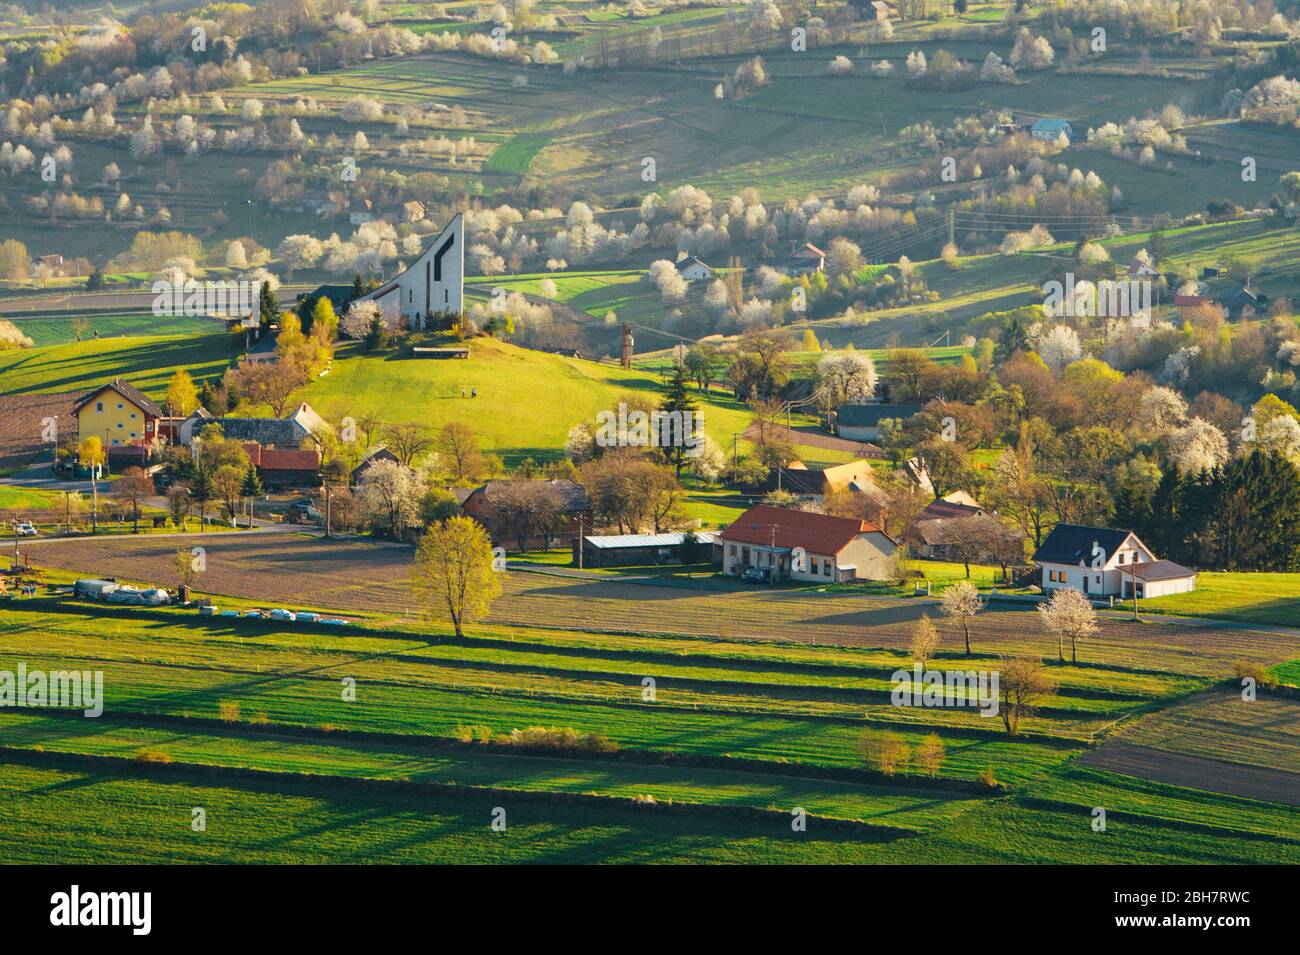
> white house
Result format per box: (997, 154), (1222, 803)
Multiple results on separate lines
(719, 504), (897, 582)
(349, 199), (374, 225)
(1030, 118), (1073, 143)
(362, 214), (464, 330)
(676, 256), (714, 282)
(1032, 523), (1196, 599)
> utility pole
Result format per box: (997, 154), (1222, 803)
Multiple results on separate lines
(1129, 557), (1140, 622)
(948, 207), (955, 248)
(577, 512), (585, 570)
(621, 322), (633, 370)
(324, 483), (333, 539)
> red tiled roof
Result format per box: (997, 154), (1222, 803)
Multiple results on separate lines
(242, 443), (318, 471)
(720, 505), (881, 555)
(916, 500), (984, 521)
(259, 448), (320, 471)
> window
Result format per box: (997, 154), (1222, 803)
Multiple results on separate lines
(728, 544), (737, 557)
(823, 561), (833, 578)
(1096, 575), (1102, 585)
(96, 402), (103, 412)
(117, 403), (123, 410)
(130, 412), (137, 419)
(116, 422), (123, 429)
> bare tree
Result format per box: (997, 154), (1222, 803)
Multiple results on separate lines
(997, 655), (1057, 736)
(437, 422), (485, 484)
(383, 423), (434, 467)
(230, 357), (309, 417)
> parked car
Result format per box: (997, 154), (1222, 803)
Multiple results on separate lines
(288, 502), (322, 524)
(741, 566), (770, 584)
(13, 521), (37, 536)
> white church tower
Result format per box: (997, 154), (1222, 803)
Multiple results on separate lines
(364, 213), (464, 330)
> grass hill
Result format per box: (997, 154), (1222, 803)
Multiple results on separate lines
(0, 331), (240, 398)
(287, 337), (758, 466)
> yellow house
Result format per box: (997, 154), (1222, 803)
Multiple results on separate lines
(73, 378), (164, 449)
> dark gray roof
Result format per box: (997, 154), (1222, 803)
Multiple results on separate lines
(1130, 559), (1195, 582)
(836, 404), (922, 428)
(216, 417), (310, 447)
(1032, 523), (1132, 565)
(73, 378), (164, 418)
(481, 479), (593, 512)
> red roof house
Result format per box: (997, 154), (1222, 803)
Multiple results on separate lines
(718, 504), (897, 582)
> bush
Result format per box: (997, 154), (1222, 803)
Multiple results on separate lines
(135, 748), (173, 764)
(218, 700), (240, 724)
(979, 766), (998, 789)
(1232, 661), (1277, 689)
(503, 726), (620, 752)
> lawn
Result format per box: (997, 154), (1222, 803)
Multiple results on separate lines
(0, 332), (241, 398)
(294, 337), (756, 465)
(0, 599), (1291, 864)
(1137, 571), (1300, 628)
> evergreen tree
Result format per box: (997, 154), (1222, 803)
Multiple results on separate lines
(1208, 451), (1300, 570)
(1146, 464), (1185, 559)
(85, 268), (105, 291)
(258, 282), (281, 329)
(352, 272), (365, 299)
(1110, 483), (1152, 540)
(191, 467), (216, 530)
(1149, 229), (1168, 268)
(997, 315), (1030, 364)
(240, 463), (264, 499)
(658, 362), (698, 478)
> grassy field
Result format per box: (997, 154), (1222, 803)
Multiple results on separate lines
(296, 336), (847, 467)
(0, 597), (1293, 863)
(0, 332), (241, 398)
(1138, 571), (1300, 628)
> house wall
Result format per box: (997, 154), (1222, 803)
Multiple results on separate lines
(77, 397), (154, 448)
(1125, 576), (1196, 599)
(680, 264), (711, 282)
(381, 216), (464, 330)
(839, 532), (898, 580)
(836, 423), (881, 442)
(721, 532), (895, 581)
(1041, 562), (1116, 596)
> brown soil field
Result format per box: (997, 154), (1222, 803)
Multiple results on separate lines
(1078, 743), (1300, 807)
(0, 391), (78, 469)
(1104, 686), (1300, 775)
(25, 533), (1300, 677)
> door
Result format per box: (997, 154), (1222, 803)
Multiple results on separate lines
(1082, 575), (1089, 594)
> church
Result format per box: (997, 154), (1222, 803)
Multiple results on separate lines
(363, 213), (464, 330)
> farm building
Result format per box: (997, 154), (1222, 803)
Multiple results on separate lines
(1033, 523), (1196, 599)
(362, 214), (464, 331)
(241, 444), (321, 490)
(351, 447), (400, 486)
(461, 478), (594, 550)
(349, 199), (374, 225)
(832, 403), (922, 442)
(73, 379), (162, 450)
(676, 256), (714, 282)
(906, 497), (989, 559)
(575, 531), (720, 568)
(1217, 283), (1267, 318)
(719, 505), (897, 582)
(216, 403), (327, 449)
(296, 284), (356, 315)
(785, 242), (826, 275)
(764, 458), (881, 500)
(1030, 118), (1072, 142)
(867, 0), (897, 20)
